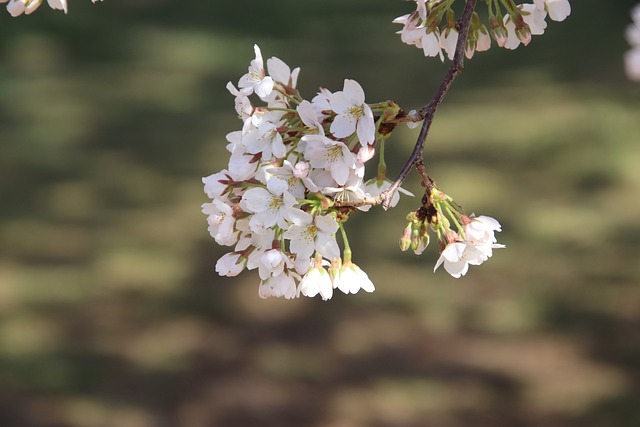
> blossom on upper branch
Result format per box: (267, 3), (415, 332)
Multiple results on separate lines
(2, 0), (103, 16)
(394, 0), (571, 58)
(625, 3), (640, 81)
(533, 0), (571, 22)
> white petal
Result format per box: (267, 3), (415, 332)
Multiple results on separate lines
(330, 112), (357, 138)
(356, 104), (376, 145)
(342, 79), (366, 105)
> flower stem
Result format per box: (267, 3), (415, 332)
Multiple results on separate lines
(339, 223), (352, 264)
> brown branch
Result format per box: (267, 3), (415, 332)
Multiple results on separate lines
(334, 0), (478, 210)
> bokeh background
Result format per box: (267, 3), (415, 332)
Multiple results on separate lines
(1, 1), (640, 426)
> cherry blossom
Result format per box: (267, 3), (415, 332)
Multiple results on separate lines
(216, 252), (245, 277)
(284, 213), (340, 261)
(299, 266), (333, 301)
(240, 178), (304, 232)
(259, 271), (298, 299)
(303, 135), (358, 186)
(329, 79), (376, 146)
(333, 261), (375, 295)
(238, 45), (275, 99)
(533, 0), (571, 22)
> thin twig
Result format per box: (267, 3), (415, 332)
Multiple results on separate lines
(334, 0), (478, 210)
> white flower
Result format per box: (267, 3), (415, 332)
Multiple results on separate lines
(227, 146), (258, 182)
(311, 89), (332, 120)
(625, 48), (640, 81)
(464, 215), (505, 258)
(216, 252), (245, 277)
(434, 215), (504, 278)
(265, 160), (308, 198)
(393, 13), (427, 47)
(5, 0), (35, 16)
(503, 15), (522, 50)
(297, 100), (324, 134)
(202, 199), (237, 246)
(267, 56), (300, 88)
(520, 4), (547, 36)
(434, 242), (483, 278)
(299, 267), (333, 300)
(333, 262), (375, 295)
(302, 134), (358, 186)
(238, 45), (274, 99)
(329, 79), (376, 146)
(284, 213), (340, 260)
(440, 27), (459, 61)
(258, 249), (291, 280)
(47, 0), (66, 14)
(202, 170), (231, 199)
(422, 31), (444, 61)
(243, 121), (286, 160)
(240, 178), (305, 232)
(259, 271), (298, 299)
(533, 0), (571, 22)
(226, 82), (253, 121)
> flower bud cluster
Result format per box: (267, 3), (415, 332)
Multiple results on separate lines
(202, 45), (411, 300)
(0, 0), (101, 16)
(625, 4), (640, 81)
(393, 0), (570, 60)
(400, 187), (504, 278)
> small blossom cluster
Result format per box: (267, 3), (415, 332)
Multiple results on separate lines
(1, 0), (101, 16)
(393, 0), (570, 60)
(400, 187), (504, 278)
(625, 4), (640, 81)
(202, 45), (410, 300)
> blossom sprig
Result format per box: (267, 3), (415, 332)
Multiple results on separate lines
(400, 185), (505, 278)
(1, 0), (102, 16)
(394, 0), (571, 60)
(202, 45), (411, 300)
(625, 3), (640, 81)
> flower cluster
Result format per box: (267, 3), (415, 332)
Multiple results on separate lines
(400, 187), (504, 278)
(394, 0), (570, 60)
(1, 0), (101, 16)
(202, 45), (410, 300)
(626, 4), (640, 81)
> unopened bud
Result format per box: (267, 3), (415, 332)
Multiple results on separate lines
(490, 17), (508, 48)
(399, 223), (412, 252)
(413, 224), (430, 255)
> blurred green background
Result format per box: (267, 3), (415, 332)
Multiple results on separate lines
(1, 1), (640, 426)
